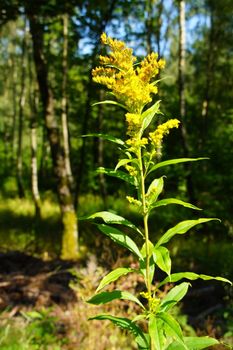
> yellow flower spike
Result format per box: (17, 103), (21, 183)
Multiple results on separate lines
(92, 33), (165, 114)
(149, 119), (180, 149)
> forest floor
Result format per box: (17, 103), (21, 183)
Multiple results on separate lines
(0, 195), (232, 349)
(0, 250), (232, 349)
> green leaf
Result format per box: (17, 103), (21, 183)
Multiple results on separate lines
(146, 177), (164, 207)
(160, 283), (190, 312)
(82, 211), (142, 236)
(92, 100), (128, 110)
(115, 158), (132, 170)
(81, 133), (125, 145)
(96, 267), (134, 292)
(140, 100), (161, 135)
(148, 158), (209, 175)
(96, 167), (138, 187)
(98, 224), (143, 259)
(166, 336), (219, 350)
(153, 246), (171, 275)
(159, 272), (232, 288)
(89, 314), (149, 348)
(87, 290), (145, 309)
(156, 218), (219, 247)
(158, 312), (187, 349)
(149, 315), (165, 350)
(151, 198), (201, 211)
(140, 240), (155, 258)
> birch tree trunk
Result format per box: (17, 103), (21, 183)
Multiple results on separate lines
(16, 20), (26, 198)
(61, 13), (74, 190)
(28, 12), (78, 260)
(28, 47), (41, 220)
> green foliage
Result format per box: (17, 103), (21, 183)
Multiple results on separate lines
(0, 309), (63, 350)
(84, 34), (232, 350)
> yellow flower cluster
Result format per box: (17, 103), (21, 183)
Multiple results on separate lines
(92, 33), (165, 113)
(125, 113), (141, 137)
(140, 292), (160, 313)
(126, 196), (142, 207)
(126, 137), (148, 154)
(125, 164), (138, 177)
(149, 119), (180, 149)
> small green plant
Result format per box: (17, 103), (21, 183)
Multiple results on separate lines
(84, 33), (232, 350)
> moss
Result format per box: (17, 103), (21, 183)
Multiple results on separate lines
(61, 210), (79, 260)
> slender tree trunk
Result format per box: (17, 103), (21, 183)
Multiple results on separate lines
(39, 124), (50, 181)
(11, 55), (17, 165)
(28, 47), (41, 220)
(61, 13), (74, 189)
(16, 20), (27, 198)
(178, 0), (196, 203)
(28, 13), (78, 260)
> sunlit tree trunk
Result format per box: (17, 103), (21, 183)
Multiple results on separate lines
(28, 12), (78, 260)
(178, 0), (196, 203)
(16, 20), (27, 198)
(61, 13), (74, 190)
(28, 47), (41, 220)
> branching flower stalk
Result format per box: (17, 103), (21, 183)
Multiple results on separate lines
(84, 34), (232, 350)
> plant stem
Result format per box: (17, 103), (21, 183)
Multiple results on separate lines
(138, 148), (151, 297)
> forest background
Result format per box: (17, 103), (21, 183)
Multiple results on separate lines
(0, 0), (232, 349)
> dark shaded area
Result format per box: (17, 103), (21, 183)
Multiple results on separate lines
(0, 251), (77, 310)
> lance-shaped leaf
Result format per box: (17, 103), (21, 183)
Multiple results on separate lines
(89, 315), (149, 349)
(166, 336), (219, 350)
(92, 100), (128, 110)
(96, 267), (135, 292)
(140, 100), (161, 135)
(148, 158), (208, 175)
(87, 290), (145, 309)
(153, 246), (171, 276)
(151, 198), (202, 211)
(149, 315), (165, 350)
(158, 272), (232, 288)
(96, 167), (138, 187)
(98, 224), (143, 259)
(160, 282), (190, 312)
(156, 218), (219, 247)
(81, 133), (125, 146)
(82, 211), (142, 236)
(146, 177), (164, 208)
(115, 158), (132, 170)
(158, 312), (187, 349)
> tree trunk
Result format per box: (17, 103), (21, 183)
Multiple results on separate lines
(61, 13), (74, 190)
(178, 0), (196, 203)
(16, 20), (26, 198)
(28, 47), (41, 220)
(28, 12), (78, 260)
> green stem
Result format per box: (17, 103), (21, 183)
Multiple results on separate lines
(138, 148), (151, 297)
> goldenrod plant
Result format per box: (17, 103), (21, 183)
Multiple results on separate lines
(83, 33), (232, 350)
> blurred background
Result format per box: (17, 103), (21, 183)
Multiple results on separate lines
(0, 1), (232, 349)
